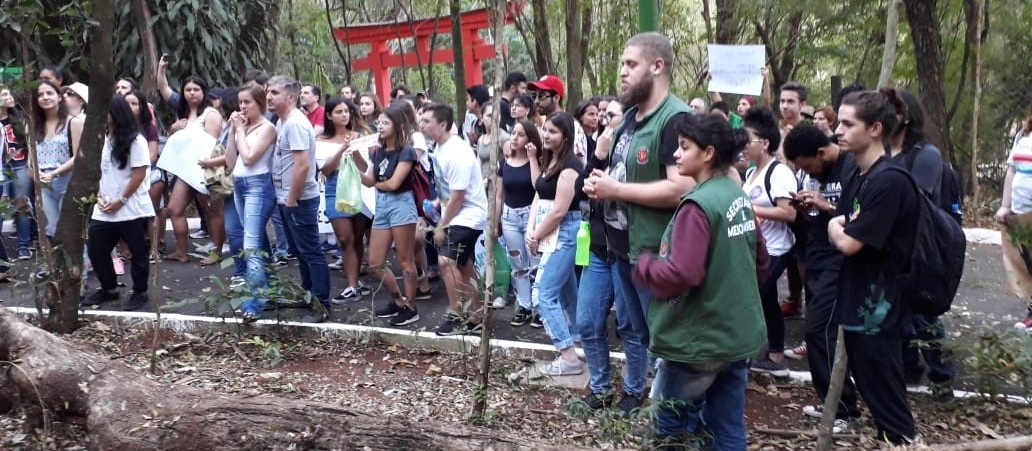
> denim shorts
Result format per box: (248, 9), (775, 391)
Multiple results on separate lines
(323, 171), (355, 221)
(371, 189), (418, 229)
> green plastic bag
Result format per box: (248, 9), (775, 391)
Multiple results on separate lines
(335, 154), (362, 215)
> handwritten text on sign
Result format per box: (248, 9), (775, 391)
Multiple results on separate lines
(707, 44), (765, 96)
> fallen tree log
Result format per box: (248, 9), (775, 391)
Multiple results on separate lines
(0, 309), (578, 450)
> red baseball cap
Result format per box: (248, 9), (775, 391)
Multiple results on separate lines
(528, 75), (565, 99)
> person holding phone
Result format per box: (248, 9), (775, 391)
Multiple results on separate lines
(156, 55), (226, 264)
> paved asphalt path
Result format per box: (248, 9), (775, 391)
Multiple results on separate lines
(1, 228), (1028, 393)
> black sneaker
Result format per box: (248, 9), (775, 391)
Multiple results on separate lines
(510, 307), (533, 327)
(275, 256), (289, 266)
(617, 392), (645, 417)
(582, 391), (614, 410)
(529, 313), (544, 328)
(375, 301), (404, 318)
(357, 282), (372, 296)
(389, 306), (420, 326)
(464, 319), (484, 335)
(123, 291), (148, 311)
(84, 288), (119, 306)
(415, 287), (432, 300)
(435, 313), (467, 336)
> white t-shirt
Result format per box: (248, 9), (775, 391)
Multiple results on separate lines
(744, 159), (796, 256)
(433, 135), (488, 231)
(1009, 134), (1032, 214)
(93, 135), (155, 222)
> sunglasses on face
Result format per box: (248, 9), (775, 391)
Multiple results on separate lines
(533, 92), (555, 101)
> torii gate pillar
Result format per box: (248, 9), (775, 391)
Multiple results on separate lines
(333, 3), (522, 105)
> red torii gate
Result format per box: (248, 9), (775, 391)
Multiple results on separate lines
(332, 3), (523, 105)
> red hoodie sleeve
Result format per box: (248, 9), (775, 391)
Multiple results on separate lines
(633, 202), (710, 299)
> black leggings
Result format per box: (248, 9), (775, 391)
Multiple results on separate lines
(758, 253), (789, 353)
(87, 218), (150, 293)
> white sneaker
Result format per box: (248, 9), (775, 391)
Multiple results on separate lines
(228, 276), (246, 289)
(328, 258), (344, 271)
(832, 418), (855, 434)
(538, 356), (584, 376)
(802, 405), (824, 418)
(491, 296), (507, 309)
(784, 342), (808, 360)
(189, 230), (210, 239)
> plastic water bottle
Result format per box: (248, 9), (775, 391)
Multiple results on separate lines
(423, 199), (441, 224)
(951, 202), (963, 222)
(575, 221), (590, 266)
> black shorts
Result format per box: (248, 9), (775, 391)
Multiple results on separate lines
(438, 225), (481, 266)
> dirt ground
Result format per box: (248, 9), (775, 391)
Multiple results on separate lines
(1, 321), (1028, 450)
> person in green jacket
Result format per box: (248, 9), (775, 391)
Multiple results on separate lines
(634, 114), (769, 450)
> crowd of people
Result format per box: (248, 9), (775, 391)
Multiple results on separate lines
(1, 30), (1027, 448)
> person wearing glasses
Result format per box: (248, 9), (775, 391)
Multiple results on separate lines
(527, 75), (588, 164)
(62, 82), (88, 120)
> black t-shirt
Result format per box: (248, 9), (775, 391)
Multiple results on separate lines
(805, 151), (858, 271)
(500, 158), (535, 208)
(602, 111), (686, 260)
(371, 146), (418, 192)
(835, 156), (919, 335)
(534, 155), (585, 212)
(500, 97), (514, 133)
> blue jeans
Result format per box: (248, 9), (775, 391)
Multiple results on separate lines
(270, 203), (292, 258)
(279, 197), (330, 304)
(501, 204), (538, 309)
(613, 257), (654, 397)
(234, 174), (276, 289)
(651, 358), (749, 450)
(576, 252), (624, 395)
(371, 190), (418, 229)
(10, 163), (36, 250)
(223, 196), (246, 278)
(532, 211), (581, 350)
(40, 170), (71, 237)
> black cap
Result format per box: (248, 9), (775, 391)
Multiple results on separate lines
(209, 87), (226, 99)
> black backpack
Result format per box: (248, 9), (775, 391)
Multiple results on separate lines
(901, 142), (964, 225)
(880, 165), (966, 316)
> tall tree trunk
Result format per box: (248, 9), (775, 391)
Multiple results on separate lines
(0, 310), (581, 450)
(701, 0), (714, 43)
(564, 0), (585, 108)
(129, 0), (158, 95)
(474, 0), (507, 419)
(877, 0), (902, 88)
(714, 0), (742, 44)
(42, 0), (116, 333)
(531, 0), (554, 75)
(427, 0), (445, 96)
(969, 0), (983, 207)
(326, 0), (353, 85)
(902, 0), (953, 160)
(449, 0), (466, 119)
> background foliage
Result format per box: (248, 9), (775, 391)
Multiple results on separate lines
(0, 0), (1024, 204)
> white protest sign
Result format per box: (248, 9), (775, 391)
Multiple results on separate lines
(707, 44), (766, 96)
(156, 127), (215, 194)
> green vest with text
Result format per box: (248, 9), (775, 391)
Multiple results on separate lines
(622, 93), (691, 262)
(648, 175), (767, 364)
